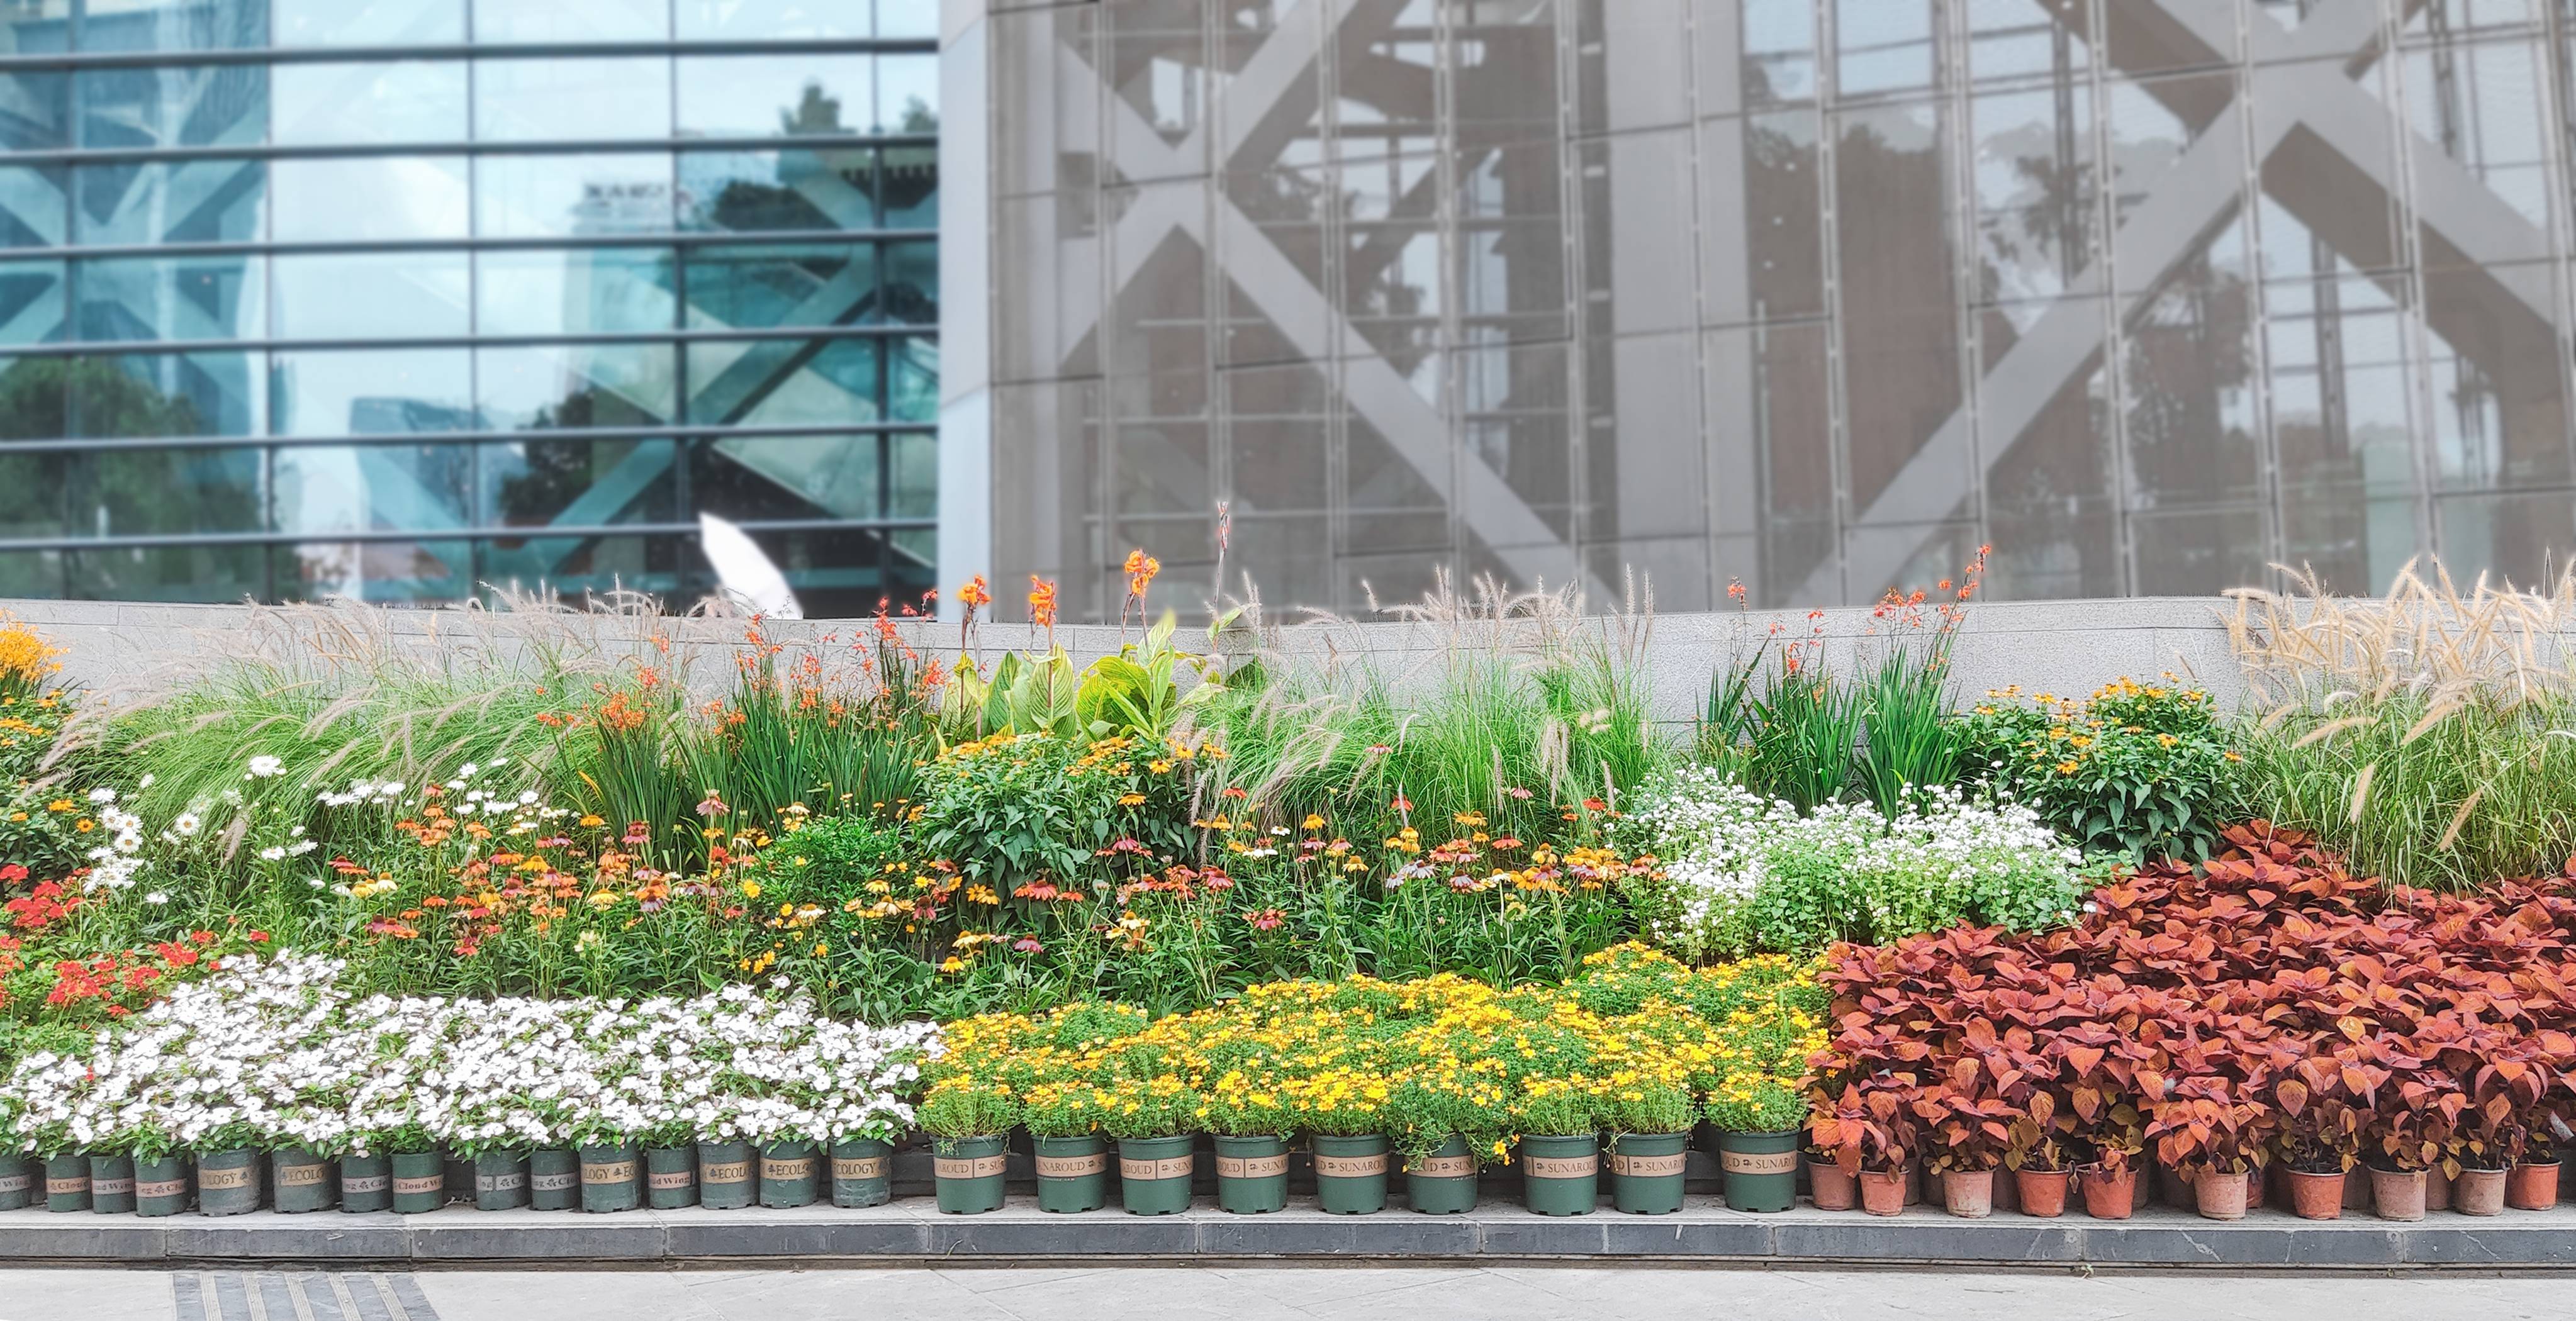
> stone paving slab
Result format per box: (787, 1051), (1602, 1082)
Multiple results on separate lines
(0, 1198), (2568, 1269)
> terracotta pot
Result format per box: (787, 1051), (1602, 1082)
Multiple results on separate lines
(2014, 1168), (2068, 1218)
(1809, 1159), (1856, 1212)
(1858, 1168), (1905, 1217)
(1940, 1168), (1993, 1218)
(2507, 1160), (2559, 1211)
(2451, 1166), (2506, 1216)
(2425, 1163), (2451, 1211)
(2287, 1169), (2344, 1220)
(2076, 1164), (2134, 1220)
(2370, 1167), (2426, 1222)
(2193, 1166), (2248, 1220)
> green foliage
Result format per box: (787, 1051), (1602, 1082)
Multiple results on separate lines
(1853, 642), (1961, 817)
(1744, 663), (1860, 811)
(1958, 677), (2244, 863)
(1705, 1078), (1806, 1134)
(908, 732), (1197, 892)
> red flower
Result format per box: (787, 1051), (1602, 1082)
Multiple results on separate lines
(1246, 908), (1284, 932)
(0, 864), (25, 883)
(1012, 937), (1044, 954)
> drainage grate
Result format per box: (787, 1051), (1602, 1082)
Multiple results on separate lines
(172, 1272), (440, 1321)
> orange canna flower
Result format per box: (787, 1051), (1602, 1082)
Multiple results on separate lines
(959, 574), (992, 610)
(1028, 576), (1060, 630)
(1123, 549), (1161, 600)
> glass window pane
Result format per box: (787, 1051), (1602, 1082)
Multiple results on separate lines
(876, 0), (936, 38)
(882, 239), (936, 323)
(70, 544), (265, 602)
(478, 436), (676, 527)
(75, 65), (266, 148)
(876, 144), (935, 227)
(274, 444), (471, 532)
(678, 55), (873, 138)
(683, 243), (874, 331)
(1836, 0), (1935, 96)
(0, 259), (64, 345)
(76, 0), (264, 52)
(680, 148), (876, 232)
(272, 157), (464, 242)
(272, 61), (468, 147)
(0, 357), (65, 440)
(686, 336), (878, 426)
(0, 1), (72, 55)
(876, 53), (938, 133)
(74, 160), (264, 245)
(889, 431), (934, 518)
(476, 153), (671, 239)
(270, 348), (474, 436)
(478, 342), (678, 430)
(67, 447), (266, 536)
(0, 451), (65, 540)
(476, 533), (685, 601)
(76, 352), (264, 438)
(0, 167), (67, 248)
(890, 335), (936, 422)
(73, 255), (262, 342)
(0, 72), (69, 150)
(677, 0), (868, 38)
(701, 435), (879, 520)
(476, 248), (677, 337)
(471, 0), (668, 42)
(272, 252), (471, 341)
(475, 57), (671, 142)
(274, 0), (464, 46)
(278, 538), (472, 603)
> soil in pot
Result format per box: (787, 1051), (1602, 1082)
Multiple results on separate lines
(1606, 1132), (1689, 1215)
(2452, 1166), (2507, 1216)
(1807, 1157), (1856, 1212)
(1311, 1134), (1390, 1215)
(2370, 1167), (2427, 1222)
(1033, 1135), (1109, 1213)
(698, 1140), (755, 1210)
(2013, 1168), (2068, 1218)
(528, 1149), (579, 1212)
(1118, 1135), (1197, 1217)
(134, 1156), (189, 1218)
(578, 1143), (642, 1214)
(1520, 1135), (1599, 1217)
(200, 1148), (264, 1217)
(87, 1154), (135, 1215)
(830, 1138), (893, 1209)
(272, 1149), (335, 1213)
(1213, 1135), (1291, 1215)
(1859, 1168), (1906, 1217)
(1404, 1136), (1479, 1215)
(2287, 1168), (2344, 1220)
(644, 1146), (695, 1210)
(340, 1152), (391, 1213)
(759, 1140), (820, 1209)
(1717, 1132), (1800, 1214)
(2507, 1159), (2560, 1211)
(932, 1135), (1009, 1215)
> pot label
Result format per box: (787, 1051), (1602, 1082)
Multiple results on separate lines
(1314, 1152), (1389, 1178)
(935, 1155), (1009, 1180)
(834, 1157), (888, 1181)
(44, 1177), (87, 1196)
(647, 1171), (694, 1190)
(1119, 1156), (1195, 1182)
(1524, 1154), (1598, 1179)
(530, 1171), (578, 1192)
(0, 1174), (29, 1193)
(1609, 1152), (1688, 1178)
(393, 1176), (444, 1196)
(1407, 1155), (1475, 1178)
(1034, 1152), (1107, 1178)
(1720, 1149), (1798, 1176)
(701, 1161), (753, 1184)
(761, 1156), (814, 1182)
(479, 1173), (529, 1193)
(137, 1179), (188, 1199)
(277, 1162), (332, 1188)
(1215, 1154), (1290, 1179)
(582, 1161), (637, 1184)
(91, 1177), (133, 1196)
(343, 1175), (391, 1195)
(198, 1166), (255, 1191)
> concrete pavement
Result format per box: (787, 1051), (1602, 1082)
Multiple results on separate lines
(13, 1266), (2576, 1321)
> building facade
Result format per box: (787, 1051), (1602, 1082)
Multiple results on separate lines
(0, 0), (939, 615)
(944, 0), (2576, 620)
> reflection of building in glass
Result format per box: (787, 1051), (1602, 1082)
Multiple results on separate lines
(0, 0), (939, 614)
(958, 0), (2576, 620)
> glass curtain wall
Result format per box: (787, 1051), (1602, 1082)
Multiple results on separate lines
(0, 0), (939, 613)
(987, 0), (2576, 620)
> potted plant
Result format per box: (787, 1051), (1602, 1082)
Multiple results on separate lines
(1512, 1077), (1601, 1218)
(2003, 1105), (2073, 1219)
(1202, 1072), (1293, 1216)
(1103, 1074), (1199, 1218)
(2151, 1095), (2271, 1222)
(2452, 1043), (2549, 1217)
(920, 1078), (1017, 1215)
(1916, 1081), (2014, 1219)
(1284, 1067), (1391, 1216)
(1386, 1067), (1504, 1216)
(86, 1145), (135, 1216)
(1023, 1081), (1111, 1213)
(1601, 1079), (1695, 1216)
(1812, 1083), (1917, 1217)
(1710, 1079), (1806, 1214)
(565, 1109), (643, 1215)
(2271, 1065), (2365, 1222)
(2365, 1084), (2446, 1222)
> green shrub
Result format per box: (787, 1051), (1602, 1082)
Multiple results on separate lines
(1957, 677), (2243, 863)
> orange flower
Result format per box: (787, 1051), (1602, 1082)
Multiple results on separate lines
(958, 574), (992, 611)
(1123, 549), (1161, 600)
(1028, 576), (1059, 630)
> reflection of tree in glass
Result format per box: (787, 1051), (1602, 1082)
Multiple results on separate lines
(497, 389), (658, 527)
(782, 82), (846, 135)
(0, 359), (262, 543)
(0, 358), (203, 440)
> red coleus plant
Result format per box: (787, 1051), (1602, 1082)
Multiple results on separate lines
(1810, 1081), (1918, 1174)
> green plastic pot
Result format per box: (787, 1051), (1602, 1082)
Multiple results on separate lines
(134, 1156), (189, 1218)
(1521, 1134), (1599, 1217)
(580, 1143), (641, 1213)
(475, 1151), (531, 1211)
(390, 1150), (444, 1215)
(759, 1140), (820, 1208)
(830, 1137), (893, 1209)
(645, 1146), (696, 1210)
(1717, 1130), (1800, 1213)
(1119, 1135), (1196, 1216)
(1406, 1136), (1479, 1215)
(87, 1153), (134, 1214)
(42, 1154), (88, 1212)
(340, 1152), (391, 1213)
(1033, 1135), (1109, 1213)
(199, 1148), (263, 1216)
(0, 1154), (35, 1212)
(1607, 1132), (1690, 1215)
(1312, 1134), (1390, 1215)
(698, 1140), (755, 1210)
(529, 1149), (579, 1211)
(273, 1148), (335, 1213)
(932, 1135), (1009, 1215)
(1214, 1135), (1290, 1215)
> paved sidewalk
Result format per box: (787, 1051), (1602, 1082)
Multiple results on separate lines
(16, 1266), (2576, 1321)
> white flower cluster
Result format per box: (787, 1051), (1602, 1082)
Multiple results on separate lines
(4, 957), (941, 1159)
(1625, 766), (2085, 958)
(81, 786), (148, 893)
